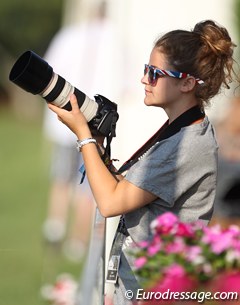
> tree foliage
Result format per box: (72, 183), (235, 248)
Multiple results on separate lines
(234, 0), (240, 57)
(235, 0), (240, 31)
(0, 0), (63, 57)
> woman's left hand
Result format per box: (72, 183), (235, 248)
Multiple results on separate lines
(48, 94), (91, 139)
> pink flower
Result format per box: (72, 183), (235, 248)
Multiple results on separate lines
(144, 266), (197, 305)
(186, 246), (202, 262)
(226, 249), (240, 263)
(202, 225), (221, 244)
(228, 225), (240, 233)
(132, 211), (240, 299)
(232, 239), (240, 251)
(163, 273), (196, 292)
(146, 235), (162, 256)
(165, 237), (186, 254)
(203, 225), (238, 254)
(134, 256), (147, 269)
(211, 270), (240, 294)
(164, 264), (185, 278)
(147, 243), (161, 256)
(191, 220), (205, 230)
(202, 263), (213, 275)
(211, 232), (234, 254)
(41, 273), (78, 305)
(150, 212), (178, 234)
(138, 240), (149, 249)
(176, 222), (194, 238)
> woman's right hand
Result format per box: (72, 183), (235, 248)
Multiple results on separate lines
(48, 94), (92, 140)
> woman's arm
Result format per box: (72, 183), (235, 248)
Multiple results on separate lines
(48, 94), (157, 217)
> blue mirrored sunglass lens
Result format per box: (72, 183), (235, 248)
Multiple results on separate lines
(144, 65), (158, 84)
(144, 65), (148, 75)
(148, 68), (155, 83)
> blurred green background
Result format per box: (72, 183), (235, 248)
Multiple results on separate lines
(0, 1), (240, 305)
(0, 108), (83, 305)
(0, 1), (83, 305)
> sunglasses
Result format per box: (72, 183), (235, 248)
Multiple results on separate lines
(144, 64), (204, 86)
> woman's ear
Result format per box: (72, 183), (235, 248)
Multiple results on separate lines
(180, 76), (196, 93)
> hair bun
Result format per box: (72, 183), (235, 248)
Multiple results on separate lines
(193, 20), (234, 57)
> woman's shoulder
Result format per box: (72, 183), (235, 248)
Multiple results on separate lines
(179, 116), (217, 145)
(134, 116), (217, 165)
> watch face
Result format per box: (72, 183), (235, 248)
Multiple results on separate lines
(76, 141), (81, 151)
(76, 138), (96, 152)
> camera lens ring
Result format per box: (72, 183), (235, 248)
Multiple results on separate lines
(43, 75), (66, 102)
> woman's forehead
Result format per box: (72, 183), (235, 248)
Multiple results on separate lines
(149, 48), (170, 69)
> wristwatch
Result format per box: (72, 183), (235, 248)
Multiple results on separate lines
(76, 138), (97, 152)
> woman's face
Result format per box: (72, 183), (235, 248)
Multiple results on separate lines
(141, 48), (183, 110)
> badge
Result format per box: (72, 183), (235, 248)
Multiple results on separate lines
(106, 255), (121, 283)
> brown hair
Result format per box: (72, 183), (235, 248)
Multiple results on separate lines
(154, 20), (237, 107)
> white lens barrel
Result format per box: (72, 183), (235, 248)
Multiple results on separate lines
(80, 95), (98, 122)
(41, 73), (58, 97)
(42, 74), (74, 108)
(42, 73), (98, 122)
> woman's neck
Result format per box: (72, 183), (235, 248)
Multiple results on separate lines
(165, 101), (199, 124)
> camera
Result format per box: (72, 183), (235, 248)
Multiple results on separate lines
(9, 50), (119, 137)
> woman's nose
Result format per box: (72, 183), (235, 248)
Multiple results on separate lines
(141, 73), (148, 84)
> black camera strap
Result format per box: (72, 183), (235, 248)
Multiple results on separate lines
(116, 105), (205, 175)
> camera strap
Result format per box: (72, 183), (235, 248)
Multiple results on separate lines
(79, 109), (118, 184)
(116, 105), (205, 174)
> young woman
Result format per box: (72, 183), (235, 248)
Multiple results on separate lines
(48, 20), (237, 305)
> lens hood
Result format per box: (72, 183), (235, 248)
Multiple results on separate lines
(9, 50), (53, 95)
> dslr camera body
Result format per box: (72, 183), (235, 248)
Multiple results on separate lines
(9, 50), (119, 138)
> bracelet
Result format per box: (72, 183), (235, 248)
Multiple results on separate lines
(76, 138), (97, 152)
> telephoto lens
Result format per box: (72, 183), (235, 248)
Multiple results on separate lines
(9, 50), (119, 137)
